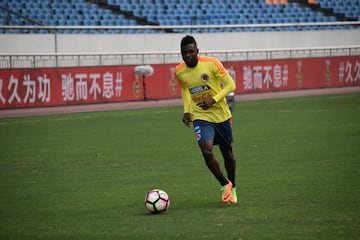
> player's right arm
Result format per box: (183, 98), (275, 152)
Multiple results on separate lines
(176, 66), (192, 127)
(182, 112), (191, 127)
(180, 83), (192, 127)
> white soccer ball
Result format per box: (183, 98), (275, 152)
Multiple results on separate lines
(145, 189), (170, 214)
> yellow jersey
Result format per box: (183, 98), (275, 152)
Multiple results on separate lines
(176, 56), (236, 123)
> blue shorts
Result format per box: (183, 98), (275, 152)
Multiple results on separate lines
(193, 119), (233, 149)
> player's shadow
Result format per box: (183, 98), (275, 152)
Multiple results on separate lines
(137, 199), (238, 216)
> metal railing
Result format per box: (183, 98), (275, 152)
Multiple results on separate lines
(1, 21), (360, 33)
(0, 45), (359, 69)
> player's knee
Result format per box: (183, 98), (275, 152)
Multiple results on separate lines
(202, 151), (211, 159)
(201, 149), (214, 160)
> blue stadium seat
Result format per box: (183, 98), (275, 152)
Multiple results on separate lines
(1, 0), (359, 33)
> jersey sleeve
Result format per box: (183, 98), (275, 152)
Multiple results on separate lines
(211, 60), (236, 103)
(213, 74), (236, 103)
(179, 79), (191, 113)
(175, 66), (191, 113)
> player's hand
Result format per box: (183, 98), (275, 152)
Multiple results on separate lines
(197, 98), (216, 110)
(182, 113), (192, 127)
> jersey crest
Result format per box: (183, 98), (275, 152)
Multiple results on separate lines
(200, 73), (209, 82)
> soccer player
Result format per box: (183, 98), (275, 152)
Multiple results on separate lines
(175, 35), (237, 204)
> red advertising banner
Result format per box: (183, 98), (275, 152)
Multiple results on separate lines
(0, 56), (359, 109)
(0, 64), (181, 109)
(224, 56), (360, 94)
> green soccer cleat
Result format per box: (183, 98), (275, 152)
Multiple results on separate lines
(230, 188), (237, 204)
(220, 180), (233, 203)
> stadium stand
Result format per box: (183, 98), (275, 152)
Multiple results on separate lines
(0, 0), (358, 33)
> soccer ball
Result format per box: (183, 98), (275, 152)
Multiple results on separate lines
(145, 189), (170, 214)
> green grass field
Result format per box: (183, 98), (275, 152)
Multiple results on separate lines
(0, 92), (359, 240)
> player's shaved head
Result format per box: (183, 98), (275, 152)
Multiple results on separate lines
(181, 35), (197, 48)
(180, 35), (199, 68)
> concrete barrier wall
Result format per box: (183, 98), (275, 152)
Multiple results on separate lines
(0, 30), (359, 54)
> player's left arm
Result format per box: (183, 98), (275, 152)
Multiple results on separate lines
(212, 73), (236, 103)
(197, 73), (235, 110)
